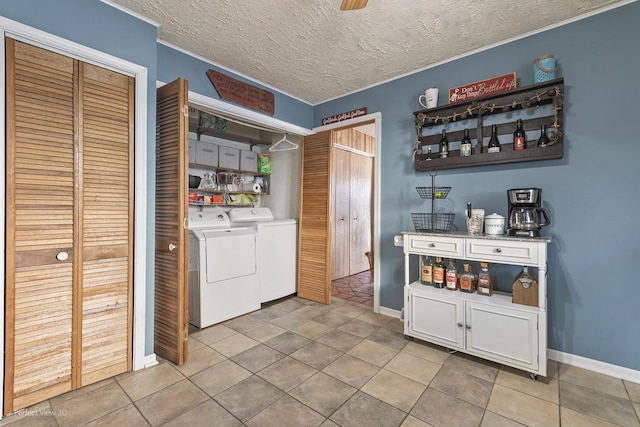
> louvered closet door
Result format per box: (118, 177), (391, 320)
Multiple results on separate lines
(79, 62), (134, 386)
(154, 78), (189, 365)
(298, 131), (332, 304)
(4, 39), (76, 412)
(4, 39), (133, 413)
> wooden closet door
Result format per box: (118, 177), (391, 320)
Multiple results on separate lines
(5, 40), (76, 412)
(154, 78), (189, 364)
(79, 62), (134, 386)
(331, 148), (350, 280)
(298, 131), (332, 304)
(349, 152), (373, 275)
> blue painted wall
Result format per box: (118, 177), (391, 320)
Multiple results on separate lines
(315, 2), (640, 371)
(157, 43), (314, 129)
(2, 1), (638, 372)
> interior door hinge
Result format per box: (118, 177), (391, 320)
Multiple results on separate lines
(183, 217), (188, 230)
(182, 329), (188, 341)
(182, 105), (189, 117)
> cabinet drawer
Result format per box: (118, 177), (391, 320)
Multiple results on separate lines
(465, 238), (538, 265)
(406, 235), (464, 257)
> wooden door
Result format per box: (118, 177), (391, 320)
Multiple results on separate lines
(331, 148), (350, 280)
(348, 152), (373, 274)
(298, 131), (332, 304)
(154, 78), (189, 364)
(79, 62), (134, 386)
(4, 39), (134, 413)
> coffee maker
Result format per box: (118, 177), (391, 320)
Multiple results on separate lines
(507, 188), (550, 237)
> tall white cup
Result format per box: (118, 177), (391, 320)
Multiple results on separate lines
(419, 87), (439, 109)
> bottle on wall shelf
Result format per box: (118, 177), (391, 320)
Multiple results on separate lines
(433, 257), (445, 288)
(445, 258), (459, 290)
(537, 124), (550, 147)
(439, 130), (449, 158)
(460, 128), (472, 157)
(459, 263), (476, 293)
(513, 119), (526, 151)
(477, 262), (493, 296)
(421, 255), (434, 285)
(425, 146), (433, 160)
(487, 125), (501, 153)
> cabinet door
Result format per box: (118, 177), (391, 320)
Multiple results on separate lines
(331, 148), (350, 280)
(408, 291), (464, 350)
(465, 301), (538, 371)
(349, 151), (373, 275)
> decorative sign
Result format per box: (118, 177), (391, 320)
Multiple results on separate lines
(206, 69), (275, 116)
(448, 72), (517, 104)
(322, 107), (367, 125)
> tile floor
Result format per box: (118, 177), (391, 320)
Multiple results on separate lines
(331, 270), (374, 307)
(3, 296), (639, 427)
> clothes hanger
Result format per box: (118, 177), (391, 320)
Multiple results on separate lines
(269, 133), (299, 152)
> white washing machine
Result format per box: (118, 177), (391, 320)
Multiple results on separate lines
(188, 208), (260, 328)
(229, 208), (298, 303)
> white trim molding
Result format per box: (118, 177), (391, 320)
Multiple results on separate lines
(0, 17), (149, 417)
(548, 349), (640, 384)
(313, 112), (382, 314)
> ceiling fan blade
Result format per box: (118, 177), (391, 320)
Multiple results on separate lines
(340, 0), (368, 11)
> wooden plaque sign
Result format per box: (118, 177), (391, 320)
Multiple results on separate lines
(206, 69), (275, 115)
(448, 72), (517, 104)
(321, 107), (367, 125)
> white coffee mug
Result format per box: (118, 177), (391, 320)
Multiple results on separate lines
(419, 87), (438, 109)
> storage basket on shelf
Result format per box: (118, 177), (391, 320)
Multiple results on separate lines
(533, 55), (557, 84)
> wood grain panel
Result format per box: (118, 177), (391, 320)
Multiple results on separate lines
(79, 62), (133, 386)
(331, 148), (350, 280)
(5, 39), (75, 413)
(349, 152), (373, 274)
(298, 131), (332, 304)
(154, 78), (189, 364)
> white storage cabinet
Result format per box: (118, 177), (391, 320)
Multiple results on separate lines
(402, 232), (550, 377)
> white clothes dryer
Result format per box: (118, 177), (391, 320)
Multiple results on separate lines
(229, 208), (297, 303)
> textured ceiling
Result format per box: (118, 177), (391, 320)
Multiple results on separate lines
(109, 0), (625, 105)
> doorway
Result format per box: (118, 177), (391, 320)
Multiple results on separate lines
(330, 124), (375, 307)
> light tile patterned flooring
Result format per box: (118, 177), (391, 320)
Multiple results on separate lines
(3, 296), (640, 426)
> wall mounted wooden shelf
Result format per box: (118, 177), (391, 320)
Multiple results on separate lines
(413, 78), (564, 171)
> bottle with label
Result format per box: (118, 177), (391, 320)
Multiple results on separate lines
(513, 119), (526, 150)
(420, 256), (433, 285)
(537, 124), (550, 147)
(425, 146), (433, 160)
(460, 128), (472, 157)
(487, 125), (501, 153)
(477, 262), (493, 296)
(433, 257), (445, 288)
(459, 263), (476, 293)
(439, 130), (449, 158)
(445, 258), (459, 290)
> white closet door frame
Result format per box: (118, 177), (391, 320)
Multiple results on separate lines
(0, 16), (149, 417)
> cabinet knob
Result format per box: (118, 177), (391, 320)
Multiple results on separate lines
(168, 243), (176, 251)
(428, 243), (436, 248)
(465, 325), (471, 330)
(56, 251), (69, 261)
(495, 248), (502, 253)
(457, 322), (463, 328)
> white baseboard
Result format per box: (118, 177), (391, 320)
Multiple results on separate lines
(548, 349), (640, 384)
(143, 354), (159, 369)
(379, 305), (402, 319)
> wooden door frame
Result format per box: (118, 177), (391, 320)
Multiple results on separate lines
(0, 17), (149, 417)
(312, 112), (382, 313)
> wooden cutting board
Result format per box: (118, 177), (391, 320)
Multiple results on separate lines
(512, 269), (538, 307)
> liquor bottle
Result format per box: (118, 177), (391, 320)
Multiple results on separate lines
(426, 146), (433, 160)
(537, 124), (550, 147)
(438, 130), (449, 158)
(459, 263), (476, 293)
(445, 258), (459, 290)
(477, 262), (493, 296)
(460, 128), (472, 157)
(420, 256), (433, 285)
(513, 119), (526, 150)
(487, 125), (501, 153)
(433, 257), (445, 288)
